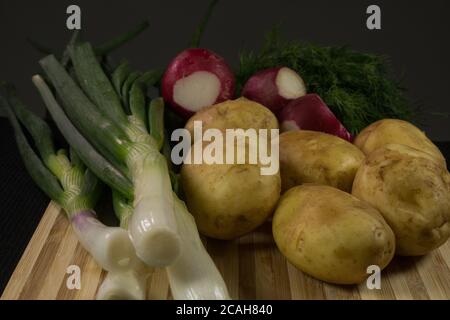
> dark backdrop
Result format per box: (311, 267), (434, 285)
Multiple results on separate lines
(0, 0), (450, 295)
(0, 0), (449, 140)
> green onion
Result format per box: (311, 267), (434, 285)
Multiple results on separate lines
(28, 20), (149, 61)
(70, 42), (129, 130)
(26, 37), (52, 55)
(190, 0), (220, 48)
(0, 95), (63, 202)
(3, 85), (68, 178)
(38, 50), (181, 267)
(95, 20), (149, 56)
(112, 190), (133, 229)
(96, 268), (149, 300)
(167, 193), (230, 300)
(148, 97), (165, 151)
(121, 71), (141, 113)
(61, 30), (81, 67)
(39, 55), (131, 165)
(129, 82), (148, 131)
(2, 86), (138, 273)
(112, 61), (131, 96)
(69, 146), (84, 169)
(32, 75), (133, 199)
(135, 70), (163, 87)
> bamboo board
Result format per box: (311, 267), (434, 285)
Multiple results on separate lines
(1, 201), (450, 300)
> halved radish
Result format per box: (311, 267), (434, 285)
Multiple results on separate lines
(241, 67), (306, 114)
(161, 48), (235, 118)
(279, 94), (353, 142)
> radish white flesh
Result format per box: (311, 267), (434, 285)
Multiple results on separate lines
(242, 67), (306, 114)
(173, 71), (221, 112)
(279, 94), (353, 142)
(70, 210), (139, 272)
(276, 67), (306, 99)
(162, 48), (235, 118)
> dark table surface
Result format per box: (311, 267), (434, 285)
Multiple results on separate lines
(1, 117), (449, 296)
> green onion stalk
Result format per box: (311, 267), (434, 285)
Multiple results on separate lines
(96, 191), (152, 300)
(98, 184), (230, 300)
(167, 193), (230, 300)
(102, 116), (229, 300)
(33, 42), (180, 267)
(0, 86), (138, 273)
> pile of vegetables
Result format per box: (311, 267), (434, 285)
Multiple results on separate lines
(162, 31), (448, 282)
(1, 0), (448, 297)
(158, 2), (447, 286)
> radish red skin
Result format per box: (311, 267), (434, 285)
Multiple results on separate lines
(241, 67), (306, 114)
(161, 48), (236, 118)
(279, 94), (353, 142)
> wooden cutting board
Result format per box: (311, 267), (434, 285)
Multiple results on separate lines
(1, 201), (450, 300)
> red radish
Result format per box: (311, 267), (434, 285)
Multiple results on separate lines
(279, 94), (353, 142)
(161, 48), (235, 118)
(241, 67), (306, 114)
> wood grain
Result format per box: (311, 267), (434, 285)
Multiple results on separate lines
(1, 202), (449, 300)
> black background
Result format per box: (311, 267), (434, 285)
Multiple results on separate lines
(0, 0), (449, 139)
(0, 0), (450, 296)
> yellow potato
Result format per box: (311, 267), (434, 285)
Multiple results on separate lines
(354, 119), (446, 166)
(352, 144), (450, 256)
(273, 185), (395, 284)
(279, 130), (365, 193)
(181, 98), (280, 240)
(185, 97), (279, 143)
(181, 160), (280, 240)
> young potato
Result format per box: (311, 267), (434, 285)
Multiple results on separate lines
(354, 119), (446, 167)
(185, 97), (279, 143)
(181, 138), (281, 240)
(352, 144), (450, 256)
(182, 98), (280, 240)
(273, 185), (395, 285)
(279, 130), (365, 193)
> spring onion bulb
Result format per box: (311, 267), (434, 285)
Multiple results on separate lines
(61, 169), (138, 273)
(96, 191), (153, 300)
(167, 194), (230, 300)
(36, 49), (181, 266)
(70, 210), (137, 272)
(1, 87), (137, 272)
(147, 97), (229, 299)
(112, 190), (134, 229)
(126, 143), (180, 266)
(111, 186), (230, 300)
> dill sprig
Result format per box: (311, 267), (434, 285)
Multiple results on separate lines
(237, 28), (415, 134)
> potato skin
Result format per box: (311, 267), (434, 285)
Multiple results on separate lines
(181, 161), (281, 240)
(273, 185), (395, 284)
(354, 119), (446, 166)
(279, 130), (365, 193)
(352, 144), (450, 256)
(182, 98), (280, 240)
(185, 97), (279, 142)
